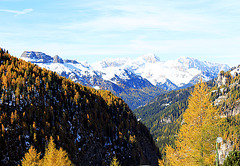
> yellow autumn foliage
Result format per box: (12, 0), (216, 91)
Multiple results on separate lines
(21, 136), (72, 166)
(165, 80), (220, 166)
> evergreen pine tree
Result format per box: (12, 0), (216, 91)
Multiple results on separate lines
(223, 150), (240, 166)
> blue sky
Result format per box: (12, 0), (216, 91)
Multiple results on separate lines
(0, 0), (240, 67)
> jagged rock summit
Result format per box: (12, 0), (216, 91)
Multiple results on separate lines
(21, 51), (65, 64)
(53, 55), (64, 63)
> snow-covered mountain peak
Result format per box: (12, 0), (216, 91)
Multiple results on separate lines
(137, 53), (160, 63)
(174, 56), (203, 70)
(53, 55), (64, 63)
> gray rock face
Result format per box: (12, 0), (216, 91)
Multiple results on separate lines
(21, 51), (38, 59)
(53, 55), (64, 63)
(217, 73), (227, 87)
(222, 100), (240, 117)
(21, 51), (53, 63)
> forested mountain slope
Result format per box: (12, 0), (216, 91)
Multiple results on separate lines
(134, 66), (240, 156)
(161, 68), (240, 165)
(0, 48), (160, 165)
(134, 80), (215, 151)
(134, 86), (193, 151)
(21, 51), (166, 110)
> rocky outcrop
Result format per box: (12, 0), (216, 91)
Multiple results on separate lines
(218, 140), (234, 165)
(222, 100), (240, 117)
(217, 72), (227, 87)
(160, 117), (171, 123)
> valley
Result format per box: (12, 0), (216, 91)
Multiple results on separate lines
(2, 0), (240, 165)
(0, 48), (239, 165)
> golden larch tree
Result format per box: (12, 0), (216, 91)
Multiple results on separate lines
(110, 155), (121, 166)
(21, 146), (41, 166)
(42, 136), (56, 165)
(165, 80), (220, 166)
(21, 137), (72, 166)
(54, 147), (73, 166)
(42, 136), (72, 166)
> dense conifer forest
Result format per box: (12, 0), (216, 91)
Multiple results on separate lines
(0, 48), (160, 165)
(134, 81), (215, 152)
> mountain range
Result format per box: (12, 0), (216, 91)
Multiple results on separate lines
(20, 51), (230, 109)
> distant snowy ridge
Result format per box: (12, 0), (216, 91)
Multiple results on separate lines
(92, 55), (229, 88)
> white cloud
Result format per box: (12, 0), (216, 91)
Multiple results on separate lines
(0, 8), (33, 16)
